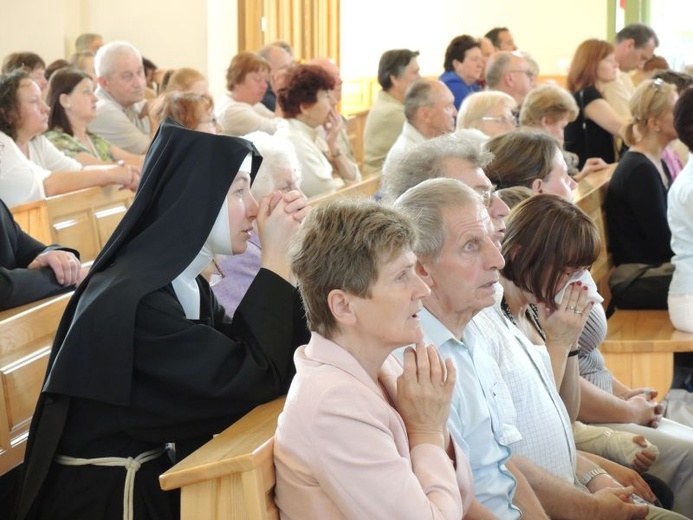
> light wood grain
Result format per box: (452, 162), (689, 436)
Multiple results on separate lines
(308, 174), (380, 207)
(0, 293), (71, 475)
(160, 397), (285, 520)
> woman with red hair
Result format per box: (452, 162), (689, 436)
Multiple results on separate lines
(563, 39), (627, 169)
(277, 64), (360, 198)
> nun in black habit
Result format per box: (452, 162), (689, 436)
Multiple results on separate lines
(15, 119), (310, 519)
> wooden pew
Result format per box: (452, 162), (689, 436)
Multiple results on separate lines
(159, 397), (286, 520)
(10, 186), (135, 263)
(574, 165), (693, 396)
(308, 174), (380, 207)
(0, 292), (71, 476)
(344, 109), (369, 168)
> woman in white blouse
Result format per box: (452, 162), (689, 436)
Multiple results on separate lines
(0, 70), (137, 207)
(276, 64), (360, 198)
(216, 51), (281, 137)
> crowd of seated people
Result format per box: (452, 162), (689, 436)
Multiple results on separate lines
(4, 19), (693, 520)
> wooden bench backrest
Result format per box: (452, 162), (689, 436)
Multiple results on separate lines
(0, 293), (71, 476)
(573, 165), (616, 296)
(159, 397), (286, 520)
(344, 109), (369, 167)
(308, 174), (380, 207)
(10, 186), (135, 263)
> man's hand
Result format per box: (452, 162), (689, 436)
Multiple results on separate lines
(28, 250), (81, 286)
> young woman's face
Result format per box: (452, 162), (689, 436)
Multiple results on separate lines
(62, 78), (98, 124)
(596, 53), (619, 83)
(226, 171), (259, 254)
(535, 148), (577, 201)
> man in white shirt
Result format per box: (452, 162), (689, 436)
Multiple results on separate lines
(89, 41), (151, 154)
(603, 24), (659, 119)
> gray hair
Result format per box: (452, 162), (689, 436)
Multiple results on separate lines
(95, 41), (142, 78)
(394, 178), (480, 262)
(381, 131), (493, 204)
(242, 131), (302, 199)
(404, 79), (436, 123)
(484, 51), (514, 89)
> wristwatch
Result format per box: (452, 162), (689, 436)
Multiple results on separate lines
(580, 467), (608, 487)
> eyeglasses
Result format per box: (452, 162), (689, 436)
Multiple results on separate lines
(475, 184), (499, 208)
(481, 115), (517, 127)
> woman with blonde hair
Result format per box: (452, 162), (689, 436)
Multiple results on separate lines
(563, 39), (627, 168)
(151, 91), (218, 134)
(605, 78), (678, 310)
(520, 84), (609, 179)
(456, 90), (517, 138)
(161, 67), (207, 94)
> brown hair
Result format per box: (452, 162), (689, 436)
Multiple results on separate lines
(519, 84), (578, 128)
(152, 92), (215, 130)
(46, 68), (93, 136)
(502, 194), (600, 310)
(291, 199), (415, 339)
(567, 39), (614, 93)
(0, 69), (30, 140)
(2, 52), (45, 74)
(163, 67), (206, 93)
(225, 52), (269, 91)
(277, 64), (335, 119)
(485, 131), (560, 189)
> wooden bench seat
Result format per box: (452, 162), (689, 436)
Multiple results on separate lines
(159, 397), (285, 520)
(0, 292), (71, 476)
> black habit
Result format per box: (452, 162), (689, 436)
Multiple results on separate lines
(15, 120), (309, 519)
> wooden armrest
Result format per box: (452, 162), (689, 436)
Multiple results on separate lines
(159, 396), (286, 491)
(309, 174), (381, 206)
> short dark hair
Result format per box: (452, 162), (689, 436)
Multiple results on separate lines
(2, 52), (46, 74)
(46, 68), (93, 136)
(674, 87), (693, 149)
(443, 35), (480, 72)
(502, 194), (600, 310)
(277, 64), (335, 119)
(652, 70), (693, 94)
(377, 49), (419, 90)
(0, 69), (30, 140)
(615, 23), (659, 48)
(484, 27), (510, 48)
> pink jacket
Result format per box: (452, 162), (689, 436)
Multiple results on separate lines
(274, 332), (474, 519)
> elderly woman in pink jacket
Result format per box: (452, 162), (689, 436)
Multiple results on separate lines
(274, 199), (475, 519)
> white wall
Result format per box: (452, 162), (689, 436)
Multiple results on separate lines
(340, 0), (609, 79)
(1, 0), (610, 89)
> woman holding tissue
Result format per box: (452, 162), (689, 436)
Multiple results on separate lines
(485, 131), (693, 517)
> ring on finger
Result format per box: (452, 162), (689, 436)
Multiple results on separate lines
(575, 309), (583, 315)
(568, 305), (576, 311)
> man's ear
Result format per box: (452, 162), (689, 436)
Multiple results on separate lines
(327, 289), (357, 327)
(97, 76), (108, 90)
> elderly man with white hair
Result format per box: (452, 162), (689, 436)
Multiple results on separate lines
(212, 131), (303, 314)
(89, 41), (151, 154)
